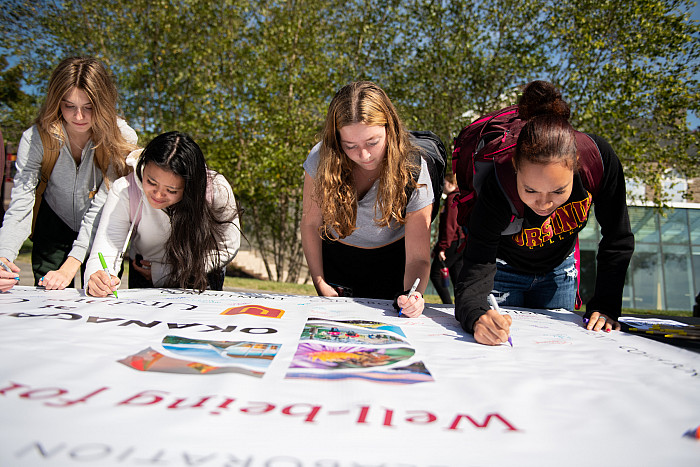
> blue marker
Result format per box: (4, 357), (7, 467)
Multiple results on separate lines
(488, 293), (513, 346)
(0, 260), (20, 282)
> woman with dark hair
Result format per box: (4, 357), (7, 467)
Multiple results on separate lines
(84, 131), (240, 296)
(454, 80), (634, 345)
(0, 56), (138, 290)
(301, 81), (433, 317)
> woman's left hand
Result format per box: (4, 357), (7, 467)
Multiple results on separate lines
(39, 269), (74, 290)
(397, 292), (425, 318)
(39, 257), (82, 290)
(131, 258), (153, 282)
(584, 311), (620, 333)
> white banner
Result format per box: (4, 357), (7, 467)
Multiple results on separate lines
(1, 286), (699, 466)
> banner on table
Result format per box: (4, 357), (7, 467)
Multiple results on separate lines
(1, 286), (699, 466)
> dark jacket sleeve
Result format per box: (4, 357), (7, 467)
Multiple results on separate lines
(585, 135), (635, 321)
(454, 175), (512, 333)
(435, 192), (464, 252)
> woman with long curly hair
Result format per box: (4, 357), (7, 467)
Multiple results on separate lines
(301, 81), (433, 317)
(0, 56), (138, 291)
(84, 132), (240, 296)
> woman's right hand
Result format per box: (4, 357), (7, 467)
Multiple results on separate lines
(0, 258), (20, 293)
(86, 270), (121, 297)
(473, 308), (513, 346)
(131, 258), (153, 283)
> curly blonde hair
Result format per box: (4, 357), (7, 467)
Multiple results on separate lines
(36, 56), (136, 181)
(315, 81), (418, 239)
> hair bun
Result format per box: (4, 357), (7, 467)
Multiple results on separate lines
(518, 80), (570, 121)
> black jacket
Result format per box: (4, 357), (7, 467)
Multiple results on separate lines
(455, 134), (634, 333)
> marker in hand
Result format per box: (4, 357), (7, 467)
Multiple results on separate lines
(0, 260), (20, 282)
(399, 278), (421, 317)
(98, 252), (118, 298)
(488, 293), (512, 346)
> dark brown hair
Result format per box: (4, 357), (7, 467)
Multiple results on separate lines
(514, 81), (577, 170)
(138, 132), (238, 292)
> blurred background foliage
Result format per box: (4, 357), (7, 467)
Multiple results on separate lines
(1, 0), (698, 281)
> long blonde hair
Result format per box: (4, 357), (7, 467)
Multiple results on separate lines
(35, 56), (135, 180)
(315, 81), (418, 239)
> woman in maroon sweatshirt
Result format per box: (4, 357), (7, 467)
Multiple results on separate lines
(455, 81), (634, 345)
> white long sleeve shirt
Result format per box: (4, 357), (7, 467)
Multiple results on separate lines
(84, 151), (240, 287)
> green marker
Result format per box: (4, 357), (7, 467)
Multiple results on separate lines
(98, 252), (118, 298)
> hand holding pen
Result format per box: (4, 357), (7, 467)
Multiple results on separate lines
(488, 294), (513, 346)
(473, 294), (513, 346)
(86, 252), (120, 298)
(397, 278), (424, 318)
(0, 258), (21, 293)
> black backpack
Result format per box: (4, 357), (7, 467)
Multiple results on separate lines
(408, 130), (448, 222)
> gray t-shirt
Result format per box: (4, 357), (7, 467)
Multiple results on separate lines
(304, 142), (434, 248)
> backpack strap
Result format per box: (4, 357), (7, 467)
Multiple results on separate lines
(404, 131), (447, 221)
(31, 128), (62, 238)
(574, 132), (604, 197)
(126, 172), (144, 228)
(113, 172), (144, 271)
(493, 157), (524, 235)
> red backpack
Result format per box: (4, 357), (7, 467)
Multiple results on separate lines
(451, 105), (605, 234)
(451, 105), (605, 309)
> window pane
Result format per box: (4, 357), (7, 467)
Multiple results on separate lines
(579, 213), (599, 249)
(659, 209), (689, 245)
(690, 210), (700, 246)
(623, 268), (633, 309)
(630, 246), (662, 311)
(578, 250), (597, 303)
(662, 245), (692, 311)
(628, 207), (659, 244)
(692, 249), (700, 301)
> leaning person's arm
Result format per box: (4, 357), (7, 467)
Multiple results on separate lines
(454, 176), (512, 342)
(84, 178), (132, 296)
(397, 204), (432, 317)
(301, 172), (337, 297)
(0, 127), (43, 263)
(585, 136), (634, 328)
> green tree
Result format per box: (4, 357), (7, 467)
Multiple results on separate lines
(542, 0), (700, 205)
(0, 55), (37, 142)
(1, 0), (698, 281)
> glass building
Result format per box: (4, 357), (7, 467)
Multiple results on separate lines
(579, 203), (700, 312)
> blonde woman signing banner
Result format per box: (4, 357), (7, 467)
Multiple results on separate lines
(301, 81), (433, 317)
(0, 57), (138, 290)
